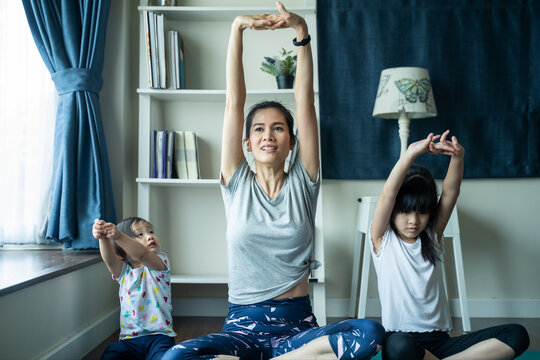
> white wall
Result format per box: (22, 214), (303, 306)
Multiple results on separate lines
(101, 0), (138, 219)
(323, 179), (540, 303)
(0, 263), (118, 360)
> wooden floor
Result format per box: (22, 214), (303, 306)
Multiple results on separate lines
(83, 316), (539, 359)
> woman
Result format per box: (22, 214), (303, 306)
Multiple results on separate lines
(163, 3), (384, 359)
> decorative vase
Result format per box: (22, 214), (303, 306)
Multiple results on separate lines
(276, 75), (295, 89)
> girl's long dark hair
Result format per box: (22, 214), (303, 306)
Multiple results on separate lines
(390, 165), (441, 265)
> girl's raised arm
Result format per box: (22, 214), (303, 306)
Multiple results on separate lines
(93, 219), (124, 278)
(435, 134), (465, 240)
(370, 134), (437, 252)
(96, 221), (166, 273)
(109, 227), (167, 272)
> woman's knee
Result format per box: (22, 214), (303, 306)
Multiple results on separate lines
(327, 319), (386, 360)
(382, 333), (424, 360)
(325, 318), (385, 342)
(352, 318), (385, 342)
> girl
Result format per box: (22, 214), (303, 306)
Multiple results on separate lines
(370, 131), (529, 360)
(162, 2), (384, 359)
(93, 217), (176, 360)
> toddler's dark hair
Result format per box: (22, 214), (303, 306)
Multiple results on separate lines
(390, 165), (441, 265)
(113, 217), (155, 262)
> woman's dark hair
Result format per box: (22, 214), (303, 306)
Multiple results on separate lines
(244, 100), (295, 139)
(390, 165), (441, 265)
(113, 217), (154, 261)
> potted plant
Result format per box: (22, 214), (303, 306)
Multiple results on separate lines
(260, 48), (297, 89)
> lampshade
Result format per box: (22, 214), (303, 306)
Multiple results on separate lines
(372, 67), (437, 156)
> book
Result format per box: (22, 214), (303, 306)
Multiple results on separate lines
(174, 130), (188, 179)
(156, 13), (167, 89)
(143, 11), (152, 87)
(162, 130), (168, 178)
(173, 31), (180, 89)
(148, 12), (159, 88)
(169, 30), (186, 89)
(156, 130), (165, 178)
(178, 31), (185, 89)
(167, 30), (176, 90)
(151, 129), (157, 178)
(184, 131), (199, 179)
(166, 131), (174, 178)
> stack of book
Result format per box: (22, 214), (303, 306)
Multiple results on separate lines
(143, 10), (185, 89)
(151, 129), (199, 179)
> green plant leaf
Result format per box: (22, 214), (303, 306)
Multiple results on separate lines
(260, 48), (297, 77)
(260, 61), (279, 77)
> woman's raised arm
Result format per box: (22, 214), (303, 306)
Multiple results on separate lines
(276, 2), (319, 181)
(221, 14), (283, 185)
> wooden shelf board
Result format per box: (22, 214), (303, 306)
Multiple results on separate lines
(171, 274), (228, 284)
(170, 274), (323, 285)
(137, 88), (306, 102)
(138, 6), (315, 22)
(136, 178), (220, 187)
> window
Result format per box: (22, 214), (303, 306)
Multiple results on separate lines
(0, 1), (56, 245)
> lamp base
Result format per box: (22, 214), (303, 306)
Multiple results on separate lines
(398, 112), (410, 157)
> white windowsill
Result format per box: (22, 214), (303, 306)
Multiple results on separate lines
(0, 248), (102, 296)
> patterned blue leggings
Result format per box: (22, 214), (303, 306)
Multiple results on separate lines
(162, 296), (385, 360)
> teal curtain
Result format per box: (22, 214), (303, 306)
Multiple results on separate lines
(22, 0), (116, 249)
(317, 0), (540, 179)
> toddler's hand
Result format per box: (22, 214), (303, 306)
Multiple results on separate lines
(102, 223), (121, 241)
(92, 219), (120, 241)
(92, 219), (106, 240)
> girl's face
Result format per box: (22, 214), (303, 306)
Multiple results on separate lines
(245, 108), (294, 166)
(131, 221), (161, 253)
(393, 211), (430, 243)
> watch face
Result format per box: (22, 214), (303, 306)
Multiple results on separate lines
(293, 35), (311, 46)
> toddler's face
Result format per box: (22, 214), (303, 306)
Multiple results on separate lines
(131, 221), (161, 253)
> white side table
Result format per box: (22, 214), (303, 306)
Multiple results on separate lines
(349, 196), (471, 332)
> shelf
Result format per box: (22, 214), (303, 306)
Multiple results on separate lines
(170, 274), (322, 285)
(136, 3), (326, 323)
(171, 274), (228, 284)
(138, 6), (316, 22)
(137, 88), (309, 102)
(137, 178), (220, 187)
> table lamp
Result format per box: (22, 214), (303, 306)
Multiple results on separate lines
(372, 67), (437, 157)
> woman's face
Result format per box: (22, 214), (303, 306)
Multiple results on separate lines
(245, 108), (294, 165)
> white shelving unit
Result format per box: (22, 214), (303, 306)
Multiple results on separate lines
(136, 0), (325, 323)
